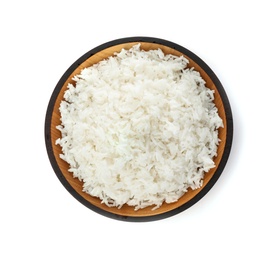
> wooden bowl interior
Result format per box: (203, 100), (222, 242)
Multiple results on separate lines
(50, 42), (227, 217)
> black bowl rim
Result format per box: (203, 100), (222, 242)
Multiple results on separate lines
(45, 36), (233, 222)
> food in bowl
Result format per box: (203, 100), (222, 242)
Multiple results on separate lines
(55, 44), (223, 210)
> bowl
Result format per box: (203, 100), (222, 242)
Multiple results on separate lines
(45, 37), (233, 221)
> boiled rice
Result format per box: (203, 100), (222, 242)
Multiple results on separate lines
(56, 44), (223, 210)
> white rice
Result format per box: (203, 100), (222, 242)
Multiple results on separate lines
(56, 44), (223, 210)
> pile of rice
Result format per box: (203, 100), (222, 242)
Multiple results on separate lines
(56, 44), (223, 210)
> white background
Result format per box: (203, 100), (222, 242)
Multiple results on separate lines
(1, 0), (279, 259)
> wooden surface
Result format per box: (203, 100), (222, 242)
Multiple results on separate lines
(50, 42), (228, 217)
